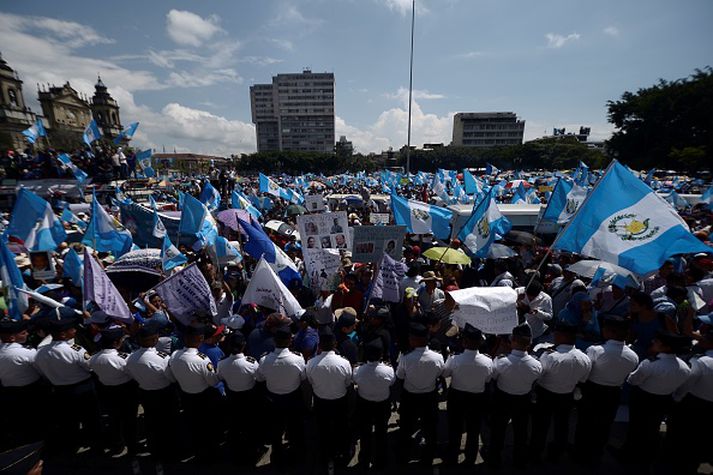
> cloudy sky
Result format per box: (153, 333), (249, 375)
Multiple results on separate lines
(2, 0), (711, 155)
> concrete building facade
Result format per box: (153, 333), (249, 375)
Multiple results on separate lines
(0, 53), (37, 150)
(250, 69), (335, 153)
(452, 112), (525, 148)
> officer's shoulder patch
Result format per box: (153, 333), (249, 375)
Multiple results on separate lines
(246, 356), (256, 364)
(71, 344), (83, 352)
(118, 352), (129, 359)
(157, 351), (169, 359)
(291, 350), (302, 357)
(197, 352), (208, 360)
(84, 352), (91, 360)
(207, 362), (215, 372)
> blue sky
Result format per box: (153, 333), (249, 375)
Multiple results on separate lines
(2, 0), (711, 155)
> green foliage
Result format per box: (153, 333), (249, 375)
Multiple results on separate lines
(606, 67), (713, 170)
(235, 150), (381, 174)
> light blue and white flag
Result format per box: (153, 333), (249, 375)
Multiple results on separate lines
(390, 193), (453, 240)
(56, 153), (88, 184)
(644, 168), (656, 185)
(231, 190), (262, 220)
(114, 186), (132, 205)
(665, 190), (689, 211)
(199, 180), (221, 210)
(82, 193), (133, 256)
(82, 119), (102, 145)
(21, 119), (47, 144)
(485, 163), (500, 176)
(136, 149), (154, 177)
(161, 234), (187, 272)
(7, 188), (66, 251)
(113, 122), (139, 144)
(152, 208), (167, 239)
(178, 193), (218, 248)
(61, 207), (87, 231)
(701, 187), (713, 210)
(458, 190), (512, 257)
(62, 247), (83, 288)
(574, 161), (590, 186)
(237, 217), (300, 285)
(463, 169), (482, 195)
(541, 178), (588, 224)
(553, 160), (712, 275)
(215, 236), (242, 265)
(259, 173), (284, 199)
(0, 237), (29, 320)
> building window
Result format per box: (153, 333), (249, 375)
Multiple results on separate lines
(7, 88), (18, 106)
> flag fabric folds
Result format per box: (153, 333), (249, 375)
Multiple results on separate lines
(553, 160), (712, 275)
(231, 191), (262, 220)
(21, 119), (47, 144)
(458, 190), (512, 257)
(83, 119), (102, 145)
(370, 253), (408, 303)
(237, 217), (301, 284)
(136, 149), (154, 178)
(7, 188), (66, 251)
(56, 153), (89, 184)
(113, 122), (139, 144)
(0, 237), (29, 320)
(62, 247), (83, 287)
(215, 236), (242, 265)
(61, 207), (87, 231)
(161, 234), (187, 272)
(241, 257), (302, 317)
(390, 193), (453, 240)
(152, 209), (167, 239)
(541, 178), (587, 224)
(178, 193), (218, 249)
(83, 248), (132, 323)
(82, 194), (133, 256)
(199, 180), (221, 210)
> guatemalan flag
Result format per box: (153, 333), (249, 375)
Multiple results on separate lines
(237, 217), (301, 285)
(56, 153), (89, 184)
(199, 179), (221, 210)
(179, 193), (218, 249)
(136, 149), (154, 178)
(214, 236), (242, 265)
(83, 119), (102, 145)
(21, 119), (47, 144)
(457, 190), (512, 257)
(390, 193), (453, 240)
(162, 234), (187, 272)
(231, 190), (262, 220)
(0, 237), (29, 320)
(113, 122), (139, 144)
(553, 160), (712, 275)
(463, 169), (481, 195)
(6, 189), (66, 251)
(541, 178), (588, 224)
(82, 193), (133, 257)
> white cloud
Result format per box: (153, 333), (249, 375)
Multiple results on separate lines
(270, 4), (323, 32)
(377, 0), (429, 16)
(453, 51), (485, 60)
(165, 9), (223, 47)
(545, 32), (581, 48)
(237, 56), (283, 66)
(268, 38), (294, 51)
(167, 68), (243, 87)
(603, 26), (620, 37)
(385, 87), (446, 103)
(22, 16), (115, 48)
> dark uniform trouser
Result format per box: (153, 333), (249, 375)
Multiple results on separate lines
(356, 396), (390, 467)
(487, 389), (530, 465)
(625, 387), (672, 460)
(0, 382), (47, 451)
(574, 381), (621, 462)
(398, 390), (438, 463)
(530, 386), (573, 459)
(663, 393), (713, 473)
(226, 388), (261, 461)
(447, 388), (486, 463)
(313, 395), (348, 465)
(97, 381), (139, 454)
(139, 385), (180, 462)
(267, 389), (305, 464)
(50, 378), (101, 454)
(180, 387), (222, 459)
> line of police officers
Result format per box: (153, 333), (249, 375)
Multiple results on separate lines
(1, 307), (712, 473)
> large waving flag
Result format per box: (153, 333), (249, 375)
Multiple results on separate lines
(113, 122), (139, 144)
(463, 169), (482, 195)
(22, 119), (47, 144)
(242, 257), (303, 317)
(82, 119), (102, 145)
(136, 149), (155, 178)
(259, 173), (303, 204)
(574, 161), (590, 186)
(458, 190), (512, 257)
(56, 153), (89, 184)
(231, 190), (262, 220)
(161, 234), (187, 272)
(390, 193), (453, 240)
(7, 189), (66, 251)
(215, 236), (242, 265)
(178, 193), (217, 248)
(553, 160), (712, 275)
(152, 208), (167, 238)
(0, 237), (29, 320)
(237, 217), (300, 284)
(199, 180), (221, 210)
(485, 163), (500, 176)
(541, 178), (587, 224)
(82, 194), (133, 256)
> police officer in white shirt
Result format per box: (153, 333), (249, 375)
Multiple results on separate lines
(530, 322), (591, 462)
(34, 308), (101, 455)
(395, 322), (444, 465)
(256, 326), (307, 467)
(0, 319), (44, 448)
(574, 315), (639, 465)
(88, 326), (139, 456)
(126, 320), (179, 464)
(306, 327), (353, 468)
(217, 332), (261, 464)
(169, 324), (221, 461)
(486, 323), (542, 468)
(353, 339), (395, 469)
(443, 323), (493, 466)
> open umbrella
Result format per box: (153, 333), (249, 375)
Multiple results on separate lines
(422, 247), (472, 265)
(217, 208), (251, 231)
(566, 260), (639, 288)
(505, 180), (532, 189)
(264, 220), (299, 239)
(487, 243), (518, 260)
(505, 230), (542, 245)
(284, 204), (307, 217)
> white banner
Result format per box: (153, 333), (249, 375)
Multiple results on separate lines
(448, 286), (518, 335)
(371, 253), (407, 303)
(242, 257), (303, 316)
(83, 249), (132, 323)
(305, 194), (326, 213)
(152, 263), (217, 325)
(302, 248), (342, 293)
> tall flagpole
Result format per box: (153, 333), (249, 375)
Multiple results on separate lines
(405, 0), (415, 175)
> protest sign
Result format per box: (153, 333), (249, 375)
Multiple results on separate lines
(305, 194), (326, 213)
(351, 225), (406, 263)
(152, 263), (217, 325)
(448, 286), (518, 335)
(370, 253), (407, 303)
(83, 249), (132, 323)
(369, 213), (390, 225)
(297, 211), (351, 250)
(29, 251), (56, 281)
(303, 248), (342, 293)
(242, 257), (303, 316)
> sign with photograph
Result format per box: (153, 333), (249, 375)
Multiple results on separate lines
(305, 194), (326, 213)
(297, 211), (351, 250)
(351, 225), (406, 263)
(369, 213), (390, 225)
(29, 251), (57, 281)
(303, 248), (342, 293)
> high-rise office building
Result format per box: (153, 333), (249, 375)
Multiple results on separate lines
(451, 112), (525, 147)
(250, 69), (335, 153)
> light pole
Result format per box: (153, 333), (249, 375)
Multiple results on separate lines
(405, 0), (415, 175)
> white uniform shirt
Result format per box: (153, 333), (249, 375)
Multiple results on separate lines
(443, 349), (493, 393)
(169, 348), (220, 394)
(537, 344), (592, 394)
(217, 353), (259, 392)
(0, 343), (41, 387)
(396, 346), (444, 394)
(586, 340), (639, 387)
(256, 347), (306, 395)
(126, 347), (174, 391)
(306, 350), (352, 400)
(627, 353), (691, 395)
(516, 288), (553, 339)
(353, 362), (395, 402)
(35, 340), (92, 385)
(493, 349), (542, 395)
(675, 350), (713, 402)
(89, 349), (132, 386)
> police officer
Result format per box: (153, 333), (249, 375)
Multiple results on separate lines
(0, 318), (44, 449)
(88, 325), (139, 457)
(353, 339), (395, 469)
(529, 321), (591, 462)
(574, 315), (639, 465)
(306, 326), (353, 468)
(125, 320), (180, 465)
(395, 322), (444, 466)
(486, 323), (542, 468)
(34, 308), (101, 455)
(443, 323), (493, 466)
(217, 331), (261, 464)
(256, 326), (306, 467)
(169, 324), (222, 461)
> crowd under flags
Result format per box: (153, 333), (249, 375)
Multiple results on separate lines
(113, 121), (139, 145)
(259, 173), (304, 204)
(82, 193), (133, 257)
(83, 248), (133, 323)
(21, 118), (47, 144)
(541, 178), (588, 224)
(390, 193), (453, 240)
(237, 217), (301, 285)
(56, 153), (89, 184)
(458, 189), (512, 257)
(6, 188), (66, 251)
(161, 234), (187, 272)
(82, 119), (102, 146)
(241, 257), (302, 317)
(553, 160), (713, 275)
(0, 237), (29, 320)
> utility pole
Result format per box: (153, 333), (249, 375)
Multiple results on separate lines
(405, 0), (415, 175)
